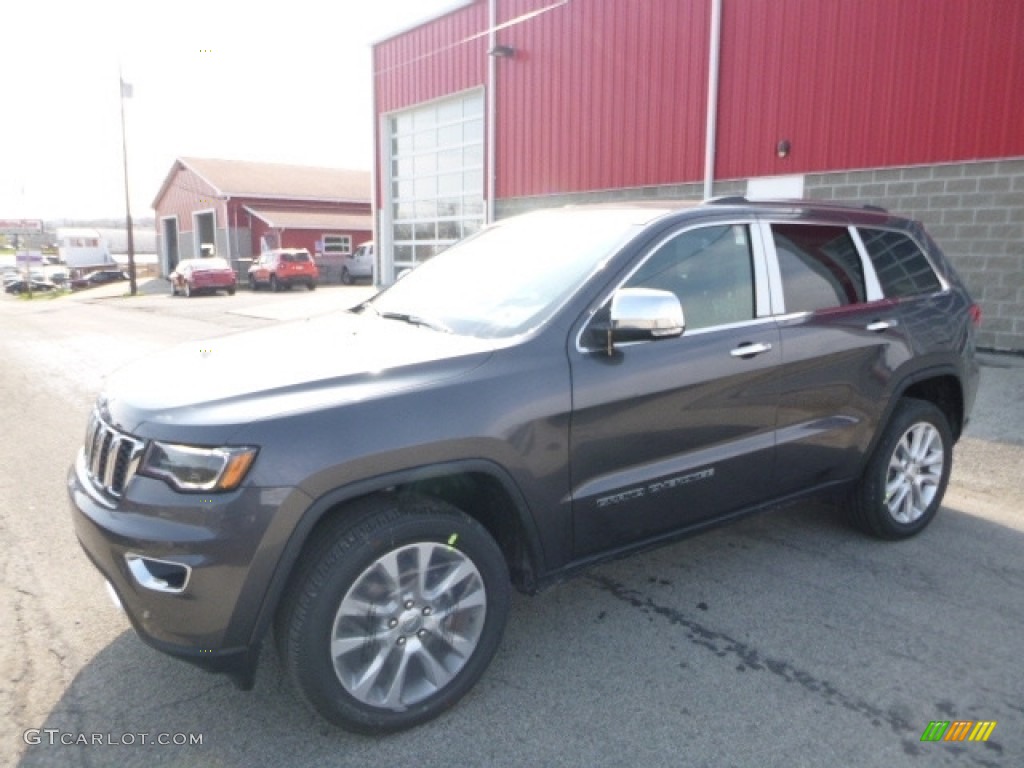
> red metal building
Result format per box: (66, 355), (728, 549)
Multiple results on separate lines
(152, 157), (372, 281)
(372, 0), (1024, 350)
(375, 0), (1022, 197)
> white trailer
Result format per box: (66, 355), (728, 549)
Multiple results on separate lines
(57, 228), (115, 269)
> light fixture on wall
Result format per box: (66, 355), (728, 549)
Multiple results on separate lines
(776, 139), (791, 159)
(488, 44), (516, 58)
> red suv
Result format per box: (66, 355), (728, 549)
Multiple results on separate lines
(247, 248), (318, 291)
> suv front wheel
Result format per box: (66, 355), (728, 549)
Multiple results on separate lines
(848, 398), (953, 539)
(275, 495), (510, 734)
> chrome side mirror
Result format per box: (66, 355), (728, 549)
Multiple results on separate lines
(607, 288), (685, 355)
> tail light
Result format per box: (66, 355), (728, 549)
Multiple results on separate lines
(968, 303), (982, 328)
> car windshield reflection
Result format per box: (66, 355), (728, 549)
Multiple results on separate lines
(367, 209), (646, 338)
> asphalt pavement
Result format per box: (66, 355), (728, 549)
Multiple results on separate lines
(0, 287), (1021, 768)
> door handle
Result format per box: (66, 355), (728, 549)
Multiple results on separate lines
(730, 342), (773, 358)
(866, 320), (894, 332)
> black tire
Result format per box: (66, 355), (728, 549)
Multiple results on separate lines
(275, 494), (510, 734)
(270, 275), (280, 293)
(847, 398), (953, 539)
(249, 275), (258, 291)
(227, 286), (236, 296)
(307, 281), (317, 291)
(341, 268), (352, 285)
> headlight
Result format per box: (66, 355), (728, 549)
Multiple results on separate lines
(140, 441), (258, 493)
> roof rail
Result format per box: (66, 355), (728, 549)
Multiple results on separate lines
(704, 195), (749, 205)
(703, 197), (889, 214)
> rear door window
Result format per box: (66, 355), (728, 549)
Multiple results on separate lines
(857, 228), (942, 298)
(771, 224), (866, 313)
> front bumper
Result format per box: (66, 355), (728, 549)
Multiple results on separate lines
(67, 449), (306, 687)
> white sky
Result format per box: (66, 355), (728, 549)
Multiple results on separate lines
(1, 0), (468, 220)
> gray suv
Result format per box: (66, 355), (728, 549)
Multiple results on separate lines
(68, 199), (980, 733)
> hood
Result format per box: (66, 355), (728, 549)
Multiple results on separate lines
(102, 311), (498, 434)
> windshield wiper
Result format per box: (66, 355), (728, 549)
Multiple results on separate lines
(378, 311), (452, 334)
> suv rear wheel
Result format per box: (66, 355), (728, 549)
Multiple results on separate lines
(848, 398), (953, 539)
(275, 494), (510, 734)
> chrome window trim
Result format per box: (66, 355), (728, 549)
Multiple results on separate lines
(755, 219), (787, 316)
(847, 226), (884, 302)
(600, 315), (779, 351)
(749, 220), (773, 317)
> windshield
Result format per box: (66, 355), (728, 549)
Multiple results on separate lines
(194, 258), (230, 270)
(366, 209), (646, 338)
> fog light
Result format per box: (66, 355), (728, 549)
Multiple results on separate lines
(125, 553), (191, 593)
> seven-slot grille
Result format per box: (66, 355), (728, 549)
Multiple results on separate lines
(83, 412), (145, 498)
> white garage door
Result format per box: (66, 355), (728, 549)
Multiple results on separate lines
(385, 90), (485, 274)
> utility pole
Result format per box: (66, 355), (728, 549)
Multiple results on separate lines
(15, 233), (32, 298)
(119, 68), (138, 296)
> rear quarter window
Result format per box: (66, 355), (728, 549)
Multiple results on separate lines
(858, 229), (942, 298)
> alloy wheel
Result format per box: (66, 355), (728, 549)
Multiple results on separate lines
(884, 422), (944, 524)
(330, 541), (487, 710)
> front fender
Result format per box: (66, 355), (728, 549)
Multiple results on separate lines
(243, 458), (547, 650)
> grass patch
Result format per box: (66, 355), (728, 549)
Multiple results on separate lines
(15, 288), (70, 301)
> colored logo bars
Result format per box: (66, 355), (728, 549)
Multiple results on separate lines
(920, 720), (997, 742)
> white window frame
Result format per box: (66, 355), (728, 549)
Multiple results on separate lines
(323, 234), (352, 255)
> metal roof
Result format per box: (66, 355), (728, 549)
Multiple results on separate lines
(243, 206), (373, 231)
(153, 158), (371, 207)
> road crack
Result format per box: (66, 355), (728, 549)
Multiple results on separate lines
(587, 573), (915, 737)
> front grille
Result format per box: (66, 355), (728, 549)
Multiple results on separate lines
(83, 412), (145, 498)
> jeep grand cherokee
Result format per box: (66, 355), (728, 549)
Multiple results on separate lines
(68, 199), (980, 733)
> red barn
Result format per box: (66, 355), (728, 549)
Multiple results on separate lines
(152, 157), (372, 283)
(372, 0), (1024, 351)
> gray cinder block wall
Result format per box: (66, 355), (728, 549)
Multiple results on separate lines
(497, 157), (1024, 353)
